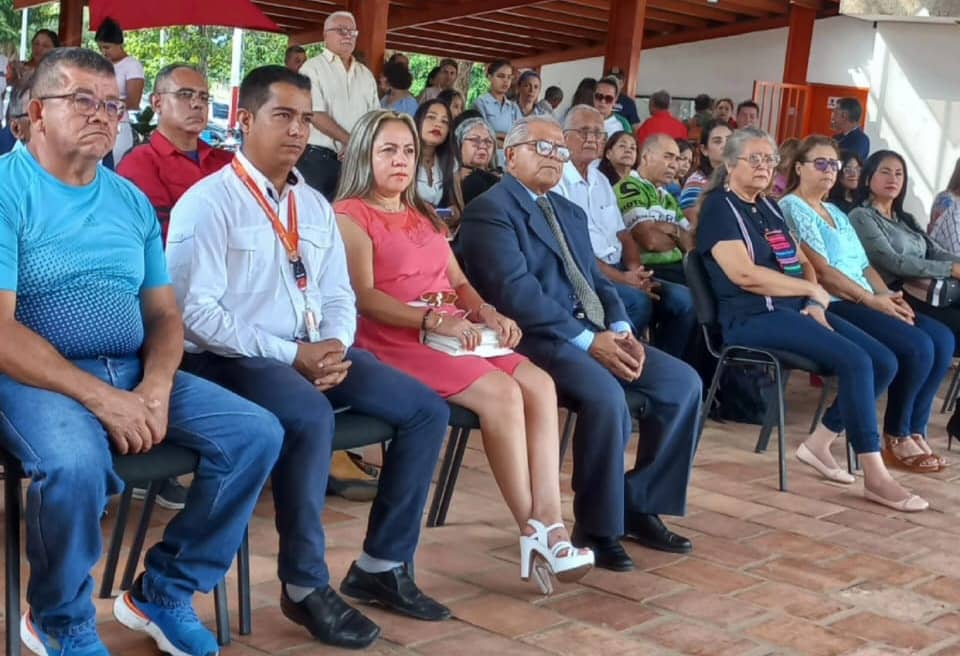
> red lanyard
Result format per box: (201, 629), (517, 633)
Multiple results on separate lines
(231, 158), (308, 291)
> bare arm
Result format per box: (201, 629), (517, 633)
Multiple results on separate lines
(125, 78), (145, 111)
(310, 112), (350, 147)
(596, 259), (628, 285)
(631, 222), (678, 252)
(619, 230), (643, 269)
(137, 286), (184, 386)
(711, 240), (826, 302)
(800, 243), (869, 302)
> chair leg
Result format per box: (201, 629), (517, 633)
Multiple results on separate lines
(435, 428), (471, 527)
(120, 482), (159, 591)
(942, 364), (960, 414)
(427, 427), (469, 528)
(808, 379), (833, 434)
(237, 529), (252, 636)
(558, 410), (577, 465)
(99, 486), (134, 599)
(773, 363), (788, 492)
(213, 579), (231, 646)
(698, 359), (726, 437)
(5, 470), (22, 656)
(756, 369), (791, 453)
(845, 436), (860, 475)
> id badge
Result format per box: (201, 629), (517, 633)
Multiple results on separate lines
(304, 306), (321, 343)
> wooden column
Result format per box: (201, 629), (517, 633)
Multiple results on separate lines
(58, 0), (83, 47)
(347, 0), (388, 78)
(782, 3), (816, 84)
(602, 0), (647, 97)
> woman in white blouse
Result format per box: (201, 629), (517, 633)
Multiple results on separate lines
(95, 18), (145, 165)
(413, 99), (463, 219)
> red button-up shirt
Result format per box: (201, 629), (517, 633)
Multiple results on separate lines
(635, 110), (689, 147)
(118, 131), (234, 242)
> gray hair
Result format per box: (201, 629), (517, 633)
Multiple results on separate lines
(7, 85), (31, 120)
(31, 47), (115, 98)
(649, 90), (671, 111)
(562, 104), (602, 130)
(336, 109), (444, 231)
(324, 10), (356, 31)
(504, 114), (562, 149)
(640, 133), (675, 156)
(700, 127), (778, 201)
(454, 116), (496, 164)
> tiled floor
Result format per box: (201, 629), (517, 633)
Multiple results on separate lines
(4, 375), (960, 655)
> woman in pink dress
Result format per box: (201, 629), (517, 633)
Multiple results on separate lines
(334, 110), (593, 592)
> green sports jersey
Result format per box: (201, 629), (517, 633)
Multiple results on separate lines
(613, 175), (688, 265)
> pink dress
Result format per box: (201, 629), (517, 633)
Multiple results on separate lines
(334, 198), (526, 398)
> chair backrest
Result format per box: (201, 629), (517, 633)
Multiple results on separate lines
(682, 251), (724, 357)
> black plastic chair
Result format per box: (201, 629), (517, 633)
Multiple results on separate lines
(683, 251), (842, 491)
(1, 443), (233, 656)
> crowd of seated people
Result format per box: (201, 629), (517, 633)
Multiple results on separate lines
(3, 15), (960, 656)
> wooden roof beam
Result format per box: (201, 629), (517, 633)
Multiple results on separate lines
(389, 0), (545, 30)
(388, 29), (536, 57)
(444, 17), (580, 49)
(386, 37), (519, 61)
(646, 0), (740, 22)
(399, 24), (556, 51)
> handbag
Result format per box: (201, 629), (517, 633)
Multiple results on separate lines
(902, 278), (960, 308)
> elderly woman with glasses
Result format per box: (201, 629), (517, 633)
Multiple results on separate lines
(780, 135), (952, 479)
(334, 109), (594, 593)
(696, 128), (929, 512)
(454, 114), (501, 207)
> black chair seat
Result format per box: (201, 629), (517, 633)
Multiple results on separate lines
(723, 346), (832, 376)
(448, 403), (480, 429)
(112, 444), (199, 484)
(331, 412), (396, 451)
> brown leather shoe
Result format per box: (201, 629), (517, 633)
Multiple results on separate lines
(328, 452), (379, 501)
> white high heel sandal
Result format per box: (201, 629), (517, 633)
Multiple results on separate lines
(519, 519), (594, 594)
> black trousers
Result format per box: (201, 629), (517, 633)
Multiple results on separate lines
(297, 146), (341, 201)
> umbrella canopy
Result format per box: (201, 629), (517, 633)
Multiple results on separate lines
(89, 0), (280, 33)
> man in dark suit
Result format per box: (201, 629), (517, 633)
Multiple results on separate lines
(460, 116), (701, 571)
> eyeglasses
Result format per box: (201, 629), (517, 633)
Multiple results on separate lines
(508, 139), (571, 162)
(463, 136), (494, 149)
(37, 92), (126, 119)
(594, 93), (616, 104)
(738, 153), (779, 169)
(804, 157), (842, 173)
(156, 88), (212, 104)
(564, 127), (606, 142)
(10, 112), (27, 119)
(325, 27), (359, 38)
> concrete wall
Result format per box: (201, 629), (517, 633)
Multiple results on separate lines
(540, 16), (960, 220)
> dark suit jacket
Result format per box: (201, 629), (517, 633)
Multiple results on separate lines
(459, 174), (629, 346)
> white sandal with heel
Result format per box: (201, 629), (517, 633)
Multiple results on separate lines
(519, 519), (594, 594)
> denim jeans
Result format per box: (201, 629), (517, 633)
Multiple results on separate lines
(829, 301), (955, 437)
(725, 310), (896, 454)
(181, 348), (449, 589)
(614, 277), (697, 359)
(0, 357), (283, 638)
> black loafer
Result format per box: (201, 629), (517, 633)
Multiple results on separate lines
(340, 562), (451, 621)
(571, 527), (634, 572)
(280, 585), (381, 649)
(624, 514), (692, 554)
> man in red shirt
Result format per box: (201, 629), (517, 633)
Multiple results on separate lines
(635, 89), (688, 146)
(118, 63), (234, 242)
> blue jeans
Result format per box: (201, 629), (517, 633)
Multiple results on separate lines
(181, 348), (449, 589)
(0, 357), (283, 638)
(725, 310), (896, 454)
(829, 301), (955, 437)
(614, 277), (696, 359)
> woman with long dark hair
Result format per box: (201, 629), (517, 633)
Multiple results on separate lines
(680, 118), (732, 226)
(413, 99), (463, 217)
(596, 131), (637, 187)
(827, 150), (862, 214)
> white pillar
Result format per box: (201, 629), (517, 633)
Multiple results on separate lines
(19, 8), (29, 61)
(230, 28), (244, 86)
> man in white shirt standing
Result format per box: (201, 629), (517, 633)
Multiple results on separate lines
(166, 66), (451, 650)
(553, 105), (696, 359)
(297, 10), (378, 200)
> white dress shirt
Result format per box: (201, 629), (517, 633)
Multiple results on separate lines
(300, 49), (379, 152)
(166, 151), (357, 365)
(552, 160), (627, 265)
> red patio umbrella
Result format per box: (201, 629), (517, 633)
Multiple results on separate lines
(89, 0), (280, 33)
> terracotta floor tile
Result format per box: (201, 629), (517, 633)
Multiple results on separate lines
(449, 593), (567, 639)
(650, 589), (768, 627)
(636, 617), (759, 656)
(908, 551), (960, 579)
(914, 577), (960, 605)
(735, 581), (852, 621)
(745, 615), (865, 656)
(749, 509), (847, 539)
(688, 490), (772, 518)
(685, 533), (770, 569)
(750, 488), (850, 518)
(744, 530), (848, 561)
(285, 640), (415, 655)
(834, 581), (950, 623)
(236, 606), (326, 653)
(931, 644), (960, 656)
(671, 509), (768, 541)
(819, 553), (932, 587)
(414, 542), (503, 578)
(522, 622), (662, 656)
(416, 627), (552, 656)
(650, 558), (762, 594)
(747, 557), (858, 592)
(823, 510), (915, 537)
(541, 590), (662, 631)
(928, 613), (960, 634)
(577, 567), (686, 602)
(462, 564), (573, 603)
(822, 528), (931, 561)
(829, 611), (950, 651)
(356, 605), (470, 647)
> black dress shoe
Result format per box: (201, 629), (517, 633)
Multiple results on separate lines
(340, 562), (451, 621)
(624, 514), (692, 554)
(280, 585), (381, 649)
(571, 527), (634, 572)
